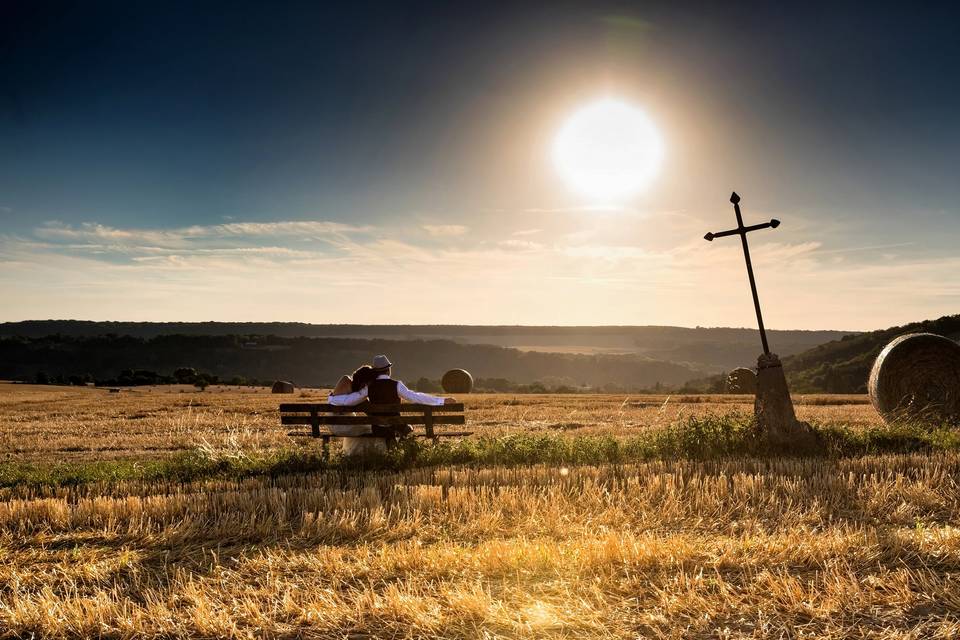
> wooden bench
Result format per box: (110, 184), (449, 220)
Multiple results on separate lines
(280, 402), (469, 458)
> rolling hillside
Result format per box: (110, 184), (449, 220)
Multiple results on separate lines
(784, 314), (960, 393)
(0, 334), (705, 390)
(0, 321), (852, 374)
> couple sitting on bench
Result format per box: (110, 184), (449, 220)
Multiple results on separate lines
(329, 354), (455, 444)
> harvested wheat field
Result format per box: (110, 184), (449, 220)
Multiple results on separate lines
(0, 383), (877, 462)
(2, 383), (959, 638)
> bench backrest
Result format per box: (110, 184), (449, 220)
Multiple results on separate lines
(279, 402), (465, 437)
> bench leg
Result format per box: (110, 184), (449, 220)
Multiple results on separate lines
(321, 435), (331, 462)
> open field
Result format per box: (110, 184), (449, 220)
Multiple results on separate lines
(1, 383), (959, 638)
(0, 383), (876, 462)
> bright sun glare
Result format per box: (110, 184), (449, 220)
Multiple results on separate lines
(553, 98), (663, 202)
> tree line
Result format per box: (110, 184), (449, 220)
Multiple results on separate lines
(0, 333), (704, 391)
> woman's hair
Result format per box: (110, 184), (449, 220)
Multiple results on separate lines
(331, 375), (353, 396)
(350, 365), (377, 392)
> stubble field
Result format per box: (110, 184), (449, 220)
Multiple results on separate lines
(1, 383), (959, 638)
(0, 384), (876, 462)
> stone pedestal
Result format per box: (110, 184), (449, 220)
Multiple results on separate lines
(755, 353), (818, 450)
(330, 418), (388, 458)
(342, 437), (387, 457)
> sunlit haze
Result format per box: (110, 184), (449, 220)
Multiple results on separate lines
(2, 3), (960, 331)
(553, 99), (662, 202)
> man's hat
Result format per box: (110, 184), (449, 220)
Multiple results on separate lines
(372, 354), (392, 372)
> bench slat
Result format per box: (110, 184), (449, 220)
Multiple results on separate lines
(279, 403), (464, 413)
(281, 415), (465, 426)
(287, 431), (473, 438)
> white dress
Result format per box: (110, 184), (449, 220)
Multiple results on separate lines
(327, 399), (386, 456)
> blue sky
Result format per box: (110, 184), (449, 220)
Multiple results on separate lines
(2, 1), (960, 329)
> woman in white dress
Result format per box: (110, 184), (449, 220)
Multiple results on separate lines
(328, 366), (382, 456)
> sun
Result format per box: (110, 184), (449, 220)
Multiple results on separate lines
(553, 98), (663, 202)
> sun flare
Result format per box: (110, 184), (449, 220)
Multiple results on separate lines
(553, 98), (663, 202)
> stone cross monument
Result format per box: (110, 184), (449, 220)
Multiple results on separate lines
(704, 192), (816, 447)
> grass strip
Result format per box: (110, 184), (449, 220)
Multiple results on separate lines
(3, 413), (960, 488)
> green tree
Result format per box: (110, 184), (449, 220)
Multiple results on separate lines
(414, 377), (442, 392)
(194, 373), (214, 391)
(173, 367), (197, 384)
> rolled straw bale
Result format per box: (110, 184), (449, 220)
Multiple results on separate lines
(726, 367), (757, 394)
(868, 333), (960, 424)
(271, 380), (295, 394)
(441, 369), (473, 394)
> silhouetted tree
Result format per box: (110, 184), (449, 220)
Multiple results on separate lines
(414, 377), (442, 392)
(173, 367), (197, 384)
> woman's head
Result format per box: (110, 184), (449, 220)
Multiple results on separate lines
(331, 375), (353, 396)
(351, 365), (376, 392)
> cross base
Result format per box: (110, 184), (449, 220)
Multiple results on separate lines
(755, 353), (819, 451)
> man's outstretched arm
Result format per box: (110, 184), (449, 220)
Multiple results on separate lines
(395, 381), (454, 406)
(328, 387), (369, 406)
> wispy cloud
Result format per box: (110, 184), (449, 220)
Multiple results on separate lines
(1, 215), (958, 329)
(751, 241), (823, 261)
(36, 220), (371, 247)
(421, 224), (469, 237)
(204, 221), (371, 237)
(521, 204), (639, 214)
(29, 220), (373, 267)
(814, 242), (914, 255)
(498, 239), (544, 251)
(561, 244), (651, 260)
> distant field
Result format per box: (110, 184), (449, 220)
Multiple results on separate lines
(510, 344), (636, 355)
(0, 383), (878, 462)
(3, 383), (959, 638)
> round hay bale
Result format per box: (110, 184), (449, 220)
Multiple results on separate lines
(868, 333), (960, 424)
(441, 369), (473, 394)
(726, 367), (757, 394)
(271, 380), (295, 394)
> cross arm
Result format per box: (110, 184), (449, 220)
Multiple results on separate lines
(703, 219), (780, 241)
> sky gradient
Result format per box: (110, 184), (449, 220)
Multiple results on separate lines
(2, 1), (960, 330)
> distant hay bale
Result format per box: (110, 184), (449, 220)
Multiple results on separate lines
(271, 380), (295, 394)
(726, 367), (757, 394)
(868, 333), (960, 424)
(441, 369), (473, 394)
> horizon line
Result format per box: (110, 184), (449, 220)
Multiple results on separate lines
(0, 318), (873, 334)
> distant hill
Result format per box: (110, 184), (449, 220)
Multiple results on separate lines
(783, 314), (960, 393)
(0, 321), (854, 373)
(0, 334), (706, 390)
